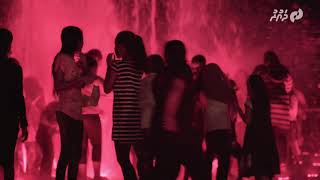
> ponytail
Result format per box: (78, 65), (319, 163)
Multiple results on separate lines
(134, 35), (147, 71)
(115, 31), (147, 71)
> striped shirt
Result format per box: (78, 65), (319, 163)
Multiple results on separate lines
(111, 60), (143, 143)
(264, 76), (292, 130)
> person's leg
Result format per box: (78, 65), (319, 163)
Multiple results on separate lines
(3, 134), (18, 180)
(114, 142), (137, 180)
(216, 131), (232, 180)
(205, 132), (216, 180)
(274, 128), (287, 164)
(133, 140), (154, 180)
(216, 152), (231, 180)
(255, 176), (272, 180)
(37, 125), (54, 176)
(0, 166), (3, 180)
(85, 115), (102, 179)
(154, 134), (180, 180)
(68, 120), (83, 180)
(56, 112), (72, 180)
(184, 142), (210, 180)
(78, 123), (88, 180)
(183, 170), (190, 180)
(206, 130), (232, 180)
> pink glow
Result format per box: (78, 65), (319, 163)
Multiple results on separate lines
(3, 0), (317, 179)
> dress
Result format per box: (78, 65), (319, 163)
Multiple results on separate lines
(110, 60), (144, 143)
(242, 99), (280, 177)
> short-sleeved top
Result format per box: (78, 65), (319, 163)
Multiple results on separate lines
(110, 60), (143, 143)
(54, 53), (83, 120)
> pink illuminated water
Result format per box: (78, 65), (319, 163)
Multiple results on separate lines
(5, 0), (266, 179)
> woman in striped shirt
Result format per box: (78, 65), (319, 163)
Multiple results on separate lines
(104, 31), (146, 180)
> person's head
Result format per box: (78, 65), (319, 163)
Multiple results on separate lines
(60, 26), (83, 55)
(115, 31), (146, 70)
(86, 56), (98, 75)
(164, 40), (187, 68)
(191, 54), (206, 79)
(247, 75), (268, 101)
(0, 28), (13, 58)
(86, 49), (103, 62)
(264, 50), (280, 67)
(144, 54), (165, 74)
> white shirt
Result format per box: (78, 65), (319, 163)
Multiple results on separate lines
(82, 79), (101, 115)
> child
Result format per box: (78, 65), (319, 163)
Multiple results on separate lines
(79, 55), (104, 180)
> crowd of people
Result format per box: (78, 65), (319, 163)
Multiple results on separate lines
(0, 26), (307, 180)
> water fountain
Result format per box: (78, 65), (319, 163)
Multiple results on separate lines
(2, 0), (319, 179)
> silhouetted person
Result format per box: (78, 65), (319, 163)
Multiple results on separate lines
(183, 54), (207, 180)
(254, 51), (294, 169)
(104, 31), (146, 180)
(200, 63), (235, 180)
(190, 54), (207, 135)
(79, 56), (104, 180)
(228, 79), (244, 180)
(191, 54), (207, 81)
(241, 75), (280, 180)
(0, 28), (28, 180)
(36, 101), (59, 178)
(140, 54), (165, 179)
(153, 40), (208, 180)
(52, 26), (96, 180)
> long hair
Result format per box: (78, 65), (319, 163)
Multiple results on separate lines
(86, 49), (102, 61)
(0, 28), (13, 58)
(200, 63), (233, 104)
(52, 26), (83, 92)
(164, 40), (187, 69)
(115, 31), (147, 70)
(145, 54), (165, 74)
(192, 54), (206, 66)
(247, 75), (270, 121)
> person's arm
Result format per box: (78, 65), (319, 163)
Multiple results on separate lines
(289, 94), (299, 121)
(83, 85), (100, 106)
(39, 109), (55, 128)
(104, 53), (117, 94)
(198, 91), (208, 135)
(15, 65), (28, 142)
(244, 100), (252, 125)
(296, 90), (308, 119)
(140, 78), (156, 130)
(163, 78), (186, 132)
